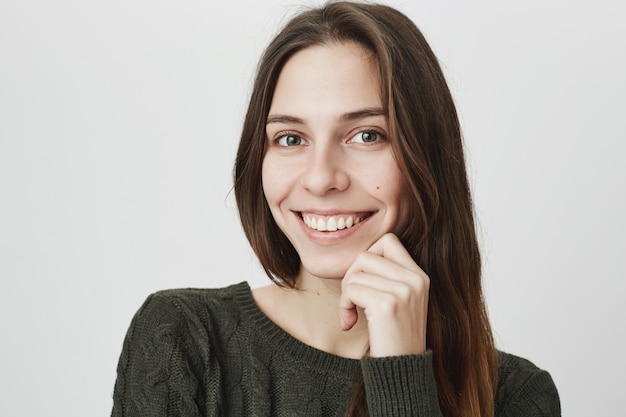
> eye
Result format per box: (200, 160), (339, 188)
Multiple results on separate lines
(275, 134), (306, 147)
(350, 130), (385, 144)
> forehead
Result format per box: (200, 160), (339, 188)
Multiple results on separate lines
(269, 42), (382, 116)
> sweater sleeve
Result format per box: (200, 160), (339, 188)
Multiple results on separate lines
(361, 350), (442, 417)
(111, 292), (209, 417)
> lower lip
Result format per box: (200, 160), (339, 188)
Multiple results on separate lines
(296, 213), (371, 244)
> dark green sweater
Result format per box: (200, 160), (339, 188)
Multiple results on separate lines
(111, 282), (560, 416)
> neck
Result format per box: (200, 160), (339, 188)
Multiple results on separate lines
(255, 273), (369, 359)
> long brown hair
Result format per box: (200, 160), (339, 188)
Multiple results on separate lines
(234, 2), (498, 416)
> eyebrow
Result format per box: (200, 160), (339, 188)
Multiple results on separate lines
(266, 107), (386, 125)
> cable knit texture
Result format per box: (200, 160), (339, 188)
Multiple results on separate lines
(111, 282), (561, 416)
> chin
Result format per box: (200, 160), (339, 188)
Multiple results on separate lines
(300, 257), (352, 280)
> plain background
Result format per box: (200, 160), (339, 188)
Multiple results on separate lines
(1, 0), (624, 415)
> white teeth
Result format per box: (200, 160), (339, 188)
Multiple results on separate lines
(303, 214), (362, 231)
(327, 217), (337, 231)
(345, 216), (353, 228)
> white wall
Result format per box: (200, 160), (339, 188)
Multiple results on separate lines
(1, 0), (623, 415)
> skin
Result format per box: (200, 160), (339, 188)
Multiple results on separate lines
(254, 41), (429, 358)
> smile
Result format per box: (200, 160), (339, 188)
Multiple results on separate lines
(300, 212), (373, 232)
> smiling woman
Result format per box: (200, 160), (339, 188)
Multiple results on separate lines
(111, 2), (561, 416)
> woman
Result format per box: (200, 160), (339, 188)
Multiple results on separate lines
(112, 2), (560, 416)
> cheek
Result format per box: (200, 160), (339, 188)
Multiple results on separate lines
(369, 161), (406, 200)
(375, 165), (411, 225)
(396, 184), (412, 228)
(261, 159), (276, 203)
(261, 156), (291, 207)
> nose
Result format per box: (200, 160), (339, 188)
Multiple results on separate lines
(300, 142), (349, 195)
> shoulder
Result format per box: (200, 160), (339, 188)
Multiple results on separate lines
(127, 282), (251, 348)
(495, 351), (561, 416)
(497, 351), (555, 390)
(148, 282), (250, 318)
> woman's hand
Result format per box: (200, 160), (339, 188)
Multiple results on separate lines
(339, 233), (429, 357)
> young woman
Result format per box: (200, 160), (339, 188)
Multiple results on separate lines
(112, 2), (560, 416)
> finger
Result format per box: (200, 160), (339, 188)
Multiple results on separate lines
(344, 251), (427, 288)
(340, 276), (425, 328)
(339, 280), (391, 331)
(338, 293), (358, 331)
(340, 270), (424, 330)
(343, 269), (424, 303)
(341, 273), (429, 356)
(342, 270), (429, 324)
(367, 233), (425, 274)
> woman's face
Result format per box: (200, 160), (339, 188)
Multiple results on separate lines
(262, 41), (410, 280)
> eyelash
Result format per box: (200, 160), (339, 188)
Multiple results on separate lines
(349, 129), (387, 144)
(273, 132), (307, 147)
(271, 128), (387, 147)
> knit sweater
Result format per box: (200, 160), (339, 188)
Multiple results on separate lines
(111, 282), (561, 416)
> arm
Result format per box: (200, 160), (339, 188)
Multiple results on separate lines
(340, 233), (442, 416)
